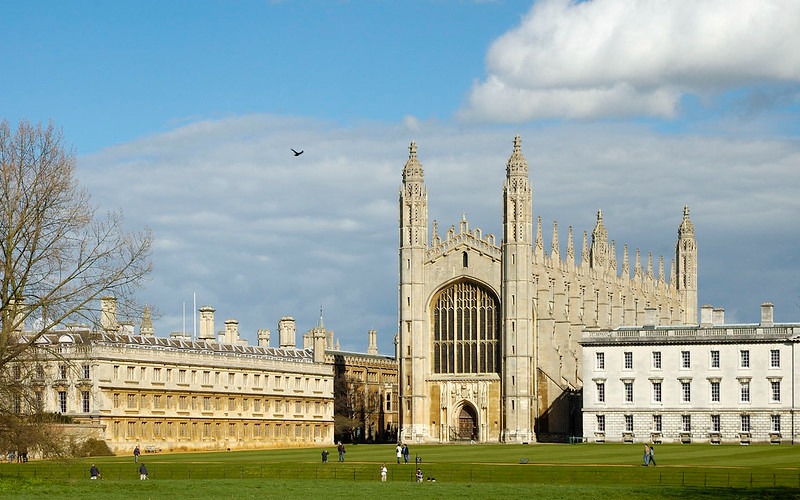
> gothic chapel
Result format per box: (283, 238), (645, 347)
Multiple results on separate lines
(398, 136), (697, 443)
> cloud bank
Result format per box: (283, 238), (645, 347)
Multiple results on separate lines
(79, 116), (800, 353)
(461, 0), (800, 121)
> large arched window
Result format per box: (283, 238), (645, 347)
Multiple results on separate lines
(431, 280), (500, 374)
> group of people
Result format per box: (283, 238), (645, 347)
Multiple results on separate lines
(88, 446), (146, 479)
(642, 444), (657, 466)
(394, 442), (410, 464)
(7, 450), (28, 463)
(379, 463), (427, 483)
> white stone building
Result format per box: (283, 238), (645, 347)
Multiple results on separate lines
(580, 303), (800, 444)
(398, 136), (697, 443)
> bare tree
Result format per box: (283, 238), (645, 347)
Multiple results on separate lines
(333, 374), (383, 442)
(0, 119), (151, 455)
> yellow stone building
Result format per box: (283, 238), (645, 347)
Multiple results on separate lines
(23, 298), (334, 453)
(302, 318), (399, 442)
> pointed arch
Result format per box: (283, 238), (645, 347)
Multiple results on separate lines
(455, 402), (479, 441)
(431, 279), (500, 375)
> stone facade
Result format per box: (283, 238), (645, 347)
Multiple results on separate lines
(20, 299), (334, 453)
(302, 316), (399, 442)
(398, 136), (697, 443)
(580, 303), (800, 444)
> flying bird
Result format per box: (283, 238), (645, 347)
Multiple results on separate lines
(291, 148), (304, 156)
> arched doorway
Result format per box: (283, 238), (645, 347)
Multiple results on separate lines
(456, 404), (478, 441)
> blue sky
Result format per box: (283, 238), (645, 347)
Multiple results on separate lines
(3, 1), (523, 150)
(2, 0), (799, 354)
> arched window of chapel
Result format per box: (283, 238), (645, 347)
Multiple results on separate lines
(431, 280), (500, 375)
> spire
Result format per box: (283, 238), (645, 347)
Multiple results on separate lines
(318, 305), (324, 328)
(506, 134), (528, 177)
(534, 216), (544, 258)
(658, 255), (665, 284)
(609, 240), (617, 273)
(581, 230), (589, 267)
(590, 209), (609, 269)
(566, 226), (575, 265)
(634, 248), (642, 280)
(678, 205), (694, 238)
(621, 244), (630, 278)
(402, 141), (424, 183)
(647, 252), (654, 280)
(550, 221), (559, 259)
(670, 258), (676, 286)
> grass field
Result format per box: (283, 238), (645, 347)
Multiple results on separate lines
(2, 443), (800, 499)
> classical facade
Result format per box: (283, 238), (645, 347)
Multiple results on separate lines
(17, 298), (334, 453)
(581, 303), (800, 444)
(397, 136), (697, 443)
(302, 317), (399, 442)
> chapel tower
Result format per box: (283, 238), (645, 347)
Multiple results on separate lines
(501, 135), (535, 442)
(398, 142), (428, 441)
(676, 205), (698, 323)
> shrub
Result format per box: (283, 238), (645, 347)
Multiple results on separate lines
(77, 438), (113, 457)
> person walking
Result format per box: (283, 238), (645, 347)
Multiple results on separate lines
(89, 464), (100, 479)
(402, 443), (410, 464)
(337, 442), (345, 462)
(380, 463), (388, 482)
(649, 445), (656, 466)
(642, 443), (650, 466)
(321, 449), (329, 463)
(139, 463), (148, 480)
(395, 443), (402, 464)
(134, 445), (140, 463)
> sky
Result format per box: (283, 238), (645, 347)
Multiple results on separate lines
(2, 0), (799, 355)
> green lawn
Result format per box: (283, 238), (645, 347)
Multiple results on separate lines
(2, 443), (800, 499)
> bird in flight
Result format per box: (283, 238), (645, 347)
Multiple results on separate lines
(291, 148), (304, 156)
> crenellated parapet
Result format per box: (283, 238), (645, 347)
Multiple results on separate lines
(427, 214), (501, 262)
(531, 212), (684, 297)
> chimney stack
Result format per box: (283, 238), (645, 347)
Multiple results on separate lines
(313, 328), (326, 363)
(100, 296), (118, 332)
(140, 305), (155, 336)
(367, 329), (378, 355)
(223, 319), (239, 344)
(700, 304), (713, 328)
(9, 296), (25, 333)
(278, 317), (297, 348)
(198, 306), (215, 341)
(258, 329), (271, 347)
(760, 302), (774, 327)
(712, 307), (725, 325)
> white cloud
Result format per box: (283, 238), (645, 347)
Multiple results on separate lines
(461, 0), (800, 121)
